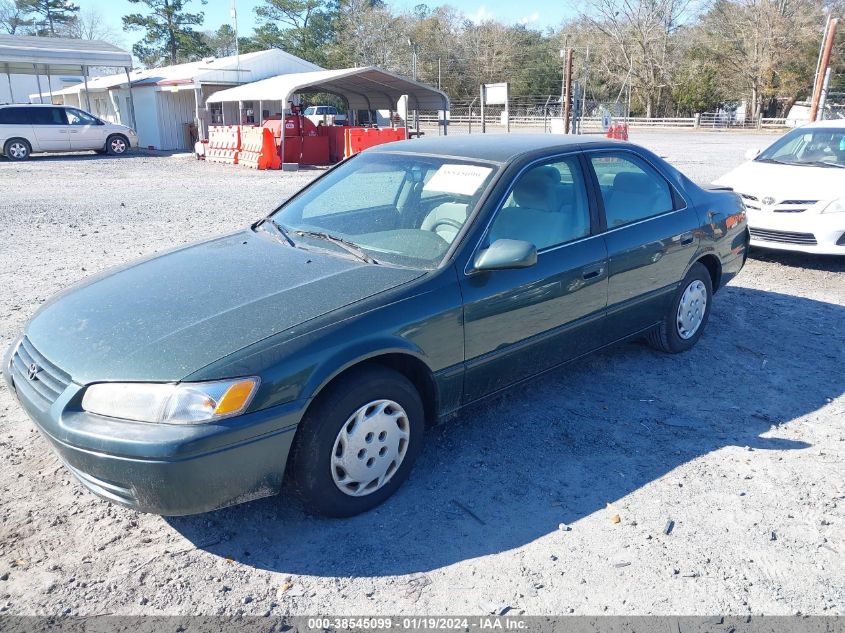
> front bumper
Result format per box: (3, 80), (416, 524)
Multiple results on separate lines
(747, 209), (845, 255)
(4, 345), (304, 515)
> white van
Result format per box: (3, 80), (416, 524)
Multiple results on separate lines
(0, 104), (138, 161)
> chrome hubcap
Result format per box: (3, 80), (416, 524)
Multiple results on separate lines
(9, 142), (27, 158)
(676, 279), (707, 339)
(111, 138), (126, 153)
(331, 399), (410, 497)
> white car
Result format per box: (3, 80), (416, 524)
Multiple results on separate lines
(0, 103), (138, 161)
(713, 119), (845, 255)
(302, 105), (348, 127)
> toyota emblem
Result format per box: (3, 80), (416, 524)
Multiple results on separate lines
(761, 196), (776, 206)
(27, 362), (40, 381)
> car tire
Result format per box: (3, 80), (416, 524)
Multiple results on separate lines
(4, 138), (31, 161)
(647, 262), (713, 354)
(106, 134), (129, 155)
(287, 365), (425, 517)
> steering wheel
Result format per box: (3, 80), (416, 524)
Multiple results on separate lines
(429, 217), (464, 234)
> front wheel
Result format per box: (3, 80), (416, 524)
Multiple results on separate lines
(106, 134), (129, 155)
(287, 366), (425, 517)
(647, 262), (713, 353)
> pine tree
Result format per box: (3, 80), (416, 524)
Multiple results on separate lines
(24, 0), (79, 36)
(123, 0), (210, 67)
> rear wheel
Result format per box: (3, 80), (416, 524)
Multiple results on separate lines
(106, 134), (129, 155)
(287, 366), (425, 517)
(647, 262), (713, 353)
(4, 138), (31, 161)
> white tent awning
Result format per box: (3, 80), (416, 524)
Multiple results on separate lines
(206, 66), (449, 111)
(0, 34), (132, 75)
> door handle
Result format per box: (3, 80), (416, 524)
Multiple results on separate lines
(581, 264), (604, 280)
(679, 232), (694, 246)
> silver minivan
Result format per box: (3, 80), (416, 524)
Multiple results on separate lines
(0, 104), (138, 161)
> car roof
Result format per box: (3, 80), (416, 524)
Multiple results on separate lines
(369, 133), (626, 163)
(801, 118), (845, 129)
(0, 103), (64, 108)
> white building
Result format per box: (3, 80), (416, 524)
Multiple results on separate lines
(2, 73), (82, 103)
(40, 49), (321, 151)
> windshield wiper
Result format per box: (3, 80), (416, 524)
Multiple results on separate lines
(755, 157), (793, 165)
(803, 161), (845, 169)
(294, 230), (378, 265)
(256, 217), (296, 247)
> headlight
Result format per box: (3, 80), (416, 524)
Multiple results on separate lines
(821, 198), (845, 214)
(81, 377), (259, 424)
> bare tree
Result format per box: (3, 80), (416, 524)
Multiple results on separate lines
(581, 0), (694, 116)
(0, 0), (33, 34)
(700, 0), (823, 118)
(62, 6), (121, 43)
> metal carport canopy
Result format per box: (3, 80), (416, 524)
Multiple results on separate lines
(0, 34), (132, 75)
(205, 66), (449, 111)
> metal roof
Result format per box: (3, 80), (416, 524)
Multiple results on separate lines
(206, 66), (449, 111)
(42, 49), (321, 96)
(0, 34), (132, 74)
(367, 133), (618, 163)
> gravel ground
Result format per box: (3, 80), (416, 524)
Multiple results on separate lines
(1, 131), (844, 617)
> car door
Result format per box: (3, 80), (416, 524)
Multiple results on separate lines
(459, 154), (609, 402)
(586, 149), (700, 343)
(29, 106), (71, 151)
(65, 108), (107, 151)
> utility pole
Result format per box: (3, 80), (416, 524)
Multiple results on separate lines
(562, 48), (573, 134)
(810, 18), (838, 122)
(408, 39), (420, 134)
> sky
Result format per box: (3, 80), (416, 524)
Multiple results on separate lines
(79, 0), (573, 51)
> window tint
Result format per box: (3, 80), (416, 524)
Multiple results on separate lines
(29, 107), (66, 125)
(486, 157), (591, 251)
(0, 107), (33, 125)
(590, 153), (675, 228)
(66, 108), (98, 125)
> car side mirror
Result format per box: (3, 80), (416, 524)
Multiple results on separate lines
(745, 148), (760, 160)
(473, 239), (537, 272)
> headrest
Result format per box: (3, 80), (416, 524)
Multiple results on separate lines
(613, 172), (655, 194)
(513, 166), (561, 211)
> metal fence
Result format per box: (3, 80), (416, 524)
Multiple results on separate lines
(411, 97), (790, 136)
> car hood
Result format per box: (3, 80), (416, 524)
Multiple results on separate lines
(25, 229), (423, 384)
(713, 160), (845, 201)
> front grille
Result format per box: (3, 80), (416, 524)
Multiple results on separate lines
(739, 193), (816, 213)
(749, 228), (818, 245)
(9, 336), (72, 409)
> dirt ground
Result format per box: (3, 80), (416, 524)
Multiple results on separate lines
(0, 130), (843, 617)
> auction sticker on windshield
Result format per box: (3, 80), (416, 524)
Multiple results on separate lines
(423, 164), (493, 196)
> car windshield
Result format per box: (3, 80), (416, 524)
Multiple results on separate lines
(269, 152), (498, 268)
(757, 127), (845, 167)
(303, 107), (317, 115)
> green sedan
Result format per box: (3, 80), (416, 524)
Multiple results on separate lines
(3, 134), (749, 517)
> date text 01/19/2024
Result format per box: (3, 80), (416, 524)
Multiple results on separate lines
(305, 617), (528, 630)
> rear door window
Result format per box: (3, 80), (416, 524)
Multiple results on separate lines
(589, 152), (676, 228)
(29, 107), (67, 125)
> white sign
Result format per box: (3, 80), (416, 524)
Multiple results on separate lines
(423, 164), (493, 196)
(483, 82), (508, 106)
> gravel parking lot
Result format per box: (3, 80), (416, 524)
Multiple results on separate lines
(0, 130), (843, 617)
